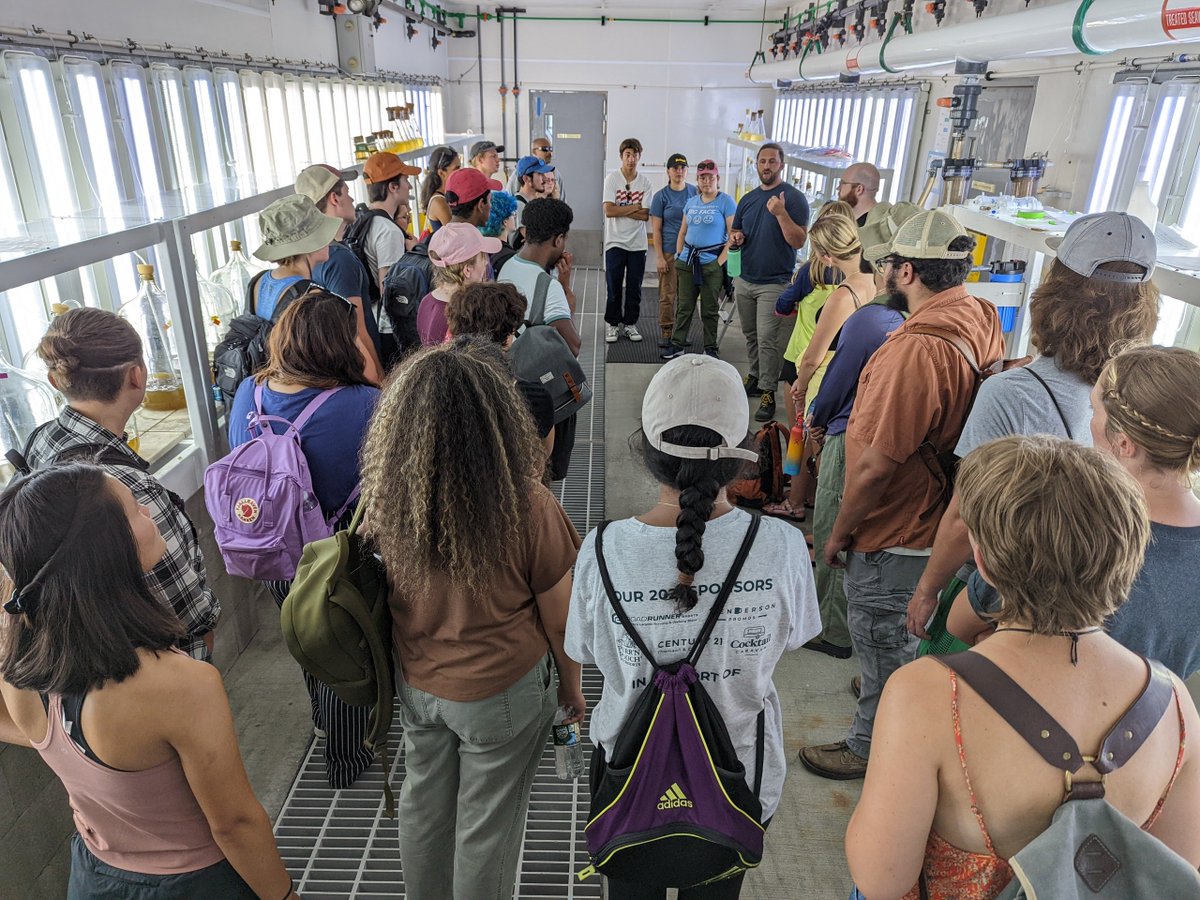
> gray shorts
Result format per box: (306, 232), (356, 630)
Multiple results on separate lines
(68, 832), (257, 899)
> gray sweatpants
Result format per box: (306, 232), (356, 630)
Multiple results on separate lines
(733, 278), (787, 392)
(844, 550), (926, 759)
(396, 654), (557, 899)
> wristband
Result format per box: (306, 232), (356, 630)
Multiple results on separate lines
(280, 879), (295, 900)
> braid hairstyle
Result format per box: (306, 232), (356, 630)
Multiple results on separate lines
(640, 425), (751, 612)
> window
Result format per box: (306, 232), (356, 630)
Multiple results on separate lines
(150, 65), (198, 192)
(284, 76), (311, 170)
(1087, 83), (1149, 214)
(240, 70), (276, 189)
(214, 68), (253, 186)
(261, 73), (294, 184)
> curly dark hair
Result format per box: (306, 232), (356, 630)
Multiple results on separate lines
(361, 337), (544, 601)
(638, 425), (750, 612)
(1029, 258), (1158, 383)
(892, 235), (977, 293)
(446, 282), (526, 344)
(522, 198), (573, 245)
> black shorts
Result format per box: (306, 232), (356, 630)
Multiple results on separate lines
(779, 359), (797, 385)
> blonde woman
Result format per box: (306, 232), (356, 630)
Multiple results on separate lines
(848, 436), (1200, 900)
(765, 205), (874, 521)
(416, 223), (499, 345)
(948, 347), (1200, 679)
(361, 338), (582, 899)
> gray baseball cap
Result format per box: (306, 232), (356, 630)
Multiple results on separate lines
(469, 140), (504, 159)
(642, 355), (758, 463)
(1045, 212), (1157, 284)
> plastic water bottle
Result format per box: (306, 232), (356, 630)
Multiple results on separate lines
(553, 707), (586, 781)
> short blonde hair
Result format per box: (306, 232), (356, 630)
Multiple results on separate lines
(808, 210), (862, 289)
(430, 251), (483, 289)
(1098, 345), (1200, 476)
(957, 435), (1149, 633)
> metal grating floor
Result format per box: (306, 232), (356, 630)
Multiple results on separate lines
(274, 267), (609, 898)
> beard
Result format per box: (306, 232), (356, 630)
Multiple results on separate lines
(885, 271), (909, 313)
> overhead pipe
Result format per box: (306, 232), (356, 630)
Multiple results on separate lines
(513, 11), (521, 158)
(477, 5), (485, 129)
(748, 0), (1199, 84)
(497, 9), (508, 155)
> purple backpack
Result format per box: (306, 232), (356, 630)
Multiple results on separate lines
(205, 385), (359, 582)
(578, 515), (765, 889)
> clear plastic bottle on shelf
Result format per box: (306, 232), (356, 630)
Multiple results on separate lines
(198, 278), (238, 357)
(119, 264), (186, 412)
(756, 109), (767, 140)
(0, 355), (62, 459)
(406, 104), (424, 150)
(210, 239), (263, 312)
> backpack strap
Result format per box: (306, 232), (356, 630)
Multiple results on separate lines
(527, 271), (552, 328)
(904, 324), (987, 376)
(246, 269), (267, 317)
(938, 652), (1175, 781)
(686, 516), (760, 667)
(753, 708), (765, 796)
(1023, 366), (1073, 440)
(595, 521), (659, 668)
(291, 387), (345, 432)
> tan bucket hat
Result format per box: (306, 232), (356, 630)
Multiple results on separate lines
(253, 195), (340, 262)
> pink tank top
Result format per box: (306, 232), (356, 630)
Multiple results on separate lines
(33, 693), (226, 875)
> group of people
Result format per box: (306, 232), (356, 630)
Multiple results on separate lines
(0, 131), (1199, 900)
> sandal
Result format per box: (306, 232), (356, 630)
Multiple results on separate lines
(763, 499), (806, 522)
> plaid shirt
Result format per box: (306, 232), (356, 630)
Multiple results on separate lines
(25, 408), (220, 661)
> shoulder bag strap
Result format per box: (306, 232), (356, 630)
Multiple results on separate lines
(595, 521), (660, 668)
(528, 271), (552, 328)
(291, 386), (345, 433)
(1023, 366), (1073, 440)
(329, 483), (362, 527)
(686, 515), (761, 667)
(753, 708), (766, 796)
(246, 269), (266, 316)
(904, 325), (981, 376)
(1093, 659), (1175, 774)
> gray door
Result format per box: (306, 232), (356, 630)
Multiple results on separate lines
(529, 91), (606, 266)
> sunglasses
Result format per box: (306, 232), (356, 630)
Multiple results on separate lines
(534, 146), (553, 153)
(697, 166), (717, 174)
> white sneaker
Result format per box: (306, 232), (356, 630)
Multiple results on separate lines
(605, 324), (620, 343)
(623, 324), (643, 342)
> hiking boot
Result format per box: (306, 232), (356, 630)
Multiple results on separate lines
(605, 324), (620, 343)
(743, 373), (762, 397)
(755, 390), (776, 422)
(704, 347), (720, 359)
(803, 638), (852, 660)
(851, 675), (861, 698)
(660, 344), (685, 361)
(623, 324), (643, 342)
(798, 741), (868, 780)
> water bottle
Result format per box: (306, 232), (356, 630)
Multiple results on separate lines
(784, 419), (806, 477)
(553, 706), (586, 781)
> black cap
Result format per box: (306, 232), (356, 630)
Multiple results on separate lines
(470, 140), (504, 158)
(666, 153), (688, 168)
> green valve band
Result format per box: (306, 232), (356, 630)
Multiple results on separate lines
(1072, 0), (1103, 56)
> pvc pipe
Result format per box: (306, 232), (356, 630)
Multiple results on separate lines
(748, 0), (1191, 84)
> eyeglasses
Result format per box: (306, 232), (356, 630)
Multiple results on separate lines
(534, 145), (553, 153)
(873, 255), (897, 273)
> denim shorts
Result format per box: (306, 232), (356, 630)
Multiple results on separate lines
(68, 833), (257, 899)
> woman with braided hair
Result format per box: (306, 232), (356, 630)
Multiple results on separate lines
(565, 354), (820, 900)
(947, 345), (1200, 678)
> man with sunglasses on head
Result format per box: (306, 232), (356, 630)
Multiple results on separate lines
(836, 162), (886, 226)
(506, 137), (565, 201)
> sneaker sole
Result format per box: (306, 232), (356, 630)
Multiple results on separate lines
(797, 753), (867, 780)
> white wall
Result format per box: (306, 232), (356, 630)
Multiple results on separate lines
(444, 14), (776, 183)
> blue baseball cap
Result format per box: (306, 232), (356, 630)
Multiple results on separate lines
(516, 155), (555, 179)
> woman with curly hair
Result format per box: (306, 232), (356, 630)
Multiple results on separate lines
(905, 212), (1161, 640)
(362, 338), (582, 899)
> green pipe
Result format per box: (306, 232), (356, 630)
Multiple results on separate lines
(879, 11), (903, 74)
(1072, 0), (1103, 56)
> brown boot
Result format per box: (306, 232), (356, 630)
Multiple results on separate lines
(798, 741), (868, 780)
(851, 675), (861, 698)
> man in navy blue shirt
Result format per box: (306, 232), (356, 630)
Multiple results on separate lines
(296, 163), (384, 383)
(804, 202), (919, 661)
(730, 143), (810, 421)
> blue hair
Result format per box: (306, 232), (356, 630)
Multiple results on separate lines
(482, 191), (519, 237)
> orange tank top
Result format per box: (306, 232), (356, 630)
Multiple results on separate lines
(33, 693), (225, 875)
(902, 670), (1187, 900)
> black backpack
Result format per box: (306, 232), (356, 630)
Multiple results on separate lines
(508, 270), (591, 425)
(211, 272), (311, 405)
(342, 205), (393, 307)
(381, 239), (434, 356)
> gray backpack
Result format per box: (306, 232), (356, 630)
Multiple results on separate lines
(509, 270), (591, 424)
(935, 652), (1199, 899)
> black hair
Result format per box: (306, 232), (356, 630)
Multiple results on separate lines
(421, 145), (459, 207)
(0, 464), (185, 694)
(449, 192), (488, 220)
(367, 177), (403, 204)
(758, 142), (785, 162)
(893, 235), (977, 293)
(619, 137), (643, 155)
(639, 425), (750, 612)
(522, 198), (574, 246)
(859, 255), (875, 276)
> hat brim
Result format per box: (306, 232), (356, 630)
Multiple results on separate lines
(253, 214), (340, 262)
(1045, 235), (1064, 251)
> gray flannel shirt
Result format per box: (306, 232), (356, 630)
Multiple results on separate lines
(24, 408), (220, 661)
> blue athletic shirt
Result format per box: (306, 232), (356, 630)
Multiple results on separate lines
(253, 273), (305, 321)
(679, 192), (738, 265)
(228, 381), (379, 517)
(649, 183), (698, 259)
(312, 241), (381, 352)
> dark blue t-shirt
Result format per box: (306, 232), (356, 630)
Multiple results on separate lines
(732, 183), (810, 284)
(312, 241), (381, 352)
(649, 183), (698, 259)
(809, 301), (903, 436)
(228, 381), (379, 517)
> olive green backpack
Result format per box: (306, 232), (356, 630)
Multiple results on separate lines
(280, 503), (397, 816)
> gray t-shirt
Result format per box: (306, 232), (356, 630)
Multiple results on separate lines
(1107, 522), (1200, 679)
(565, 509), (820, 819)
(956, 355), (1094, 458)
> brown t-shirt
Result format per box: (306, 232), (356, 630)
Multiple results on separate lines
(845, 287), (1004, 552)
(389, 480), (581, 702)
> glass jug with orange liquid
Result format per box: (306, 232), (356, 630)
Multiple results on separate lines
(119, 264), (186, 412)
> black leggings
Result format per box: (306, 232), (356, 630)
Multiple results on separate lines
(606, 872), (747, 900)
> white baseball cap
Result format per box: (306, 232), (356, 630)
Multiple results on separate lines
(642, 355), (758, 462)
(1045, 212), (1157, 284)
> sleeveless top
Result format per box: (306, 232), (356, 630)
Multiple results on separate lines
(33, 693), (225, 875)
(901, 670), (1187, 900)
(254, 272), (305, 321)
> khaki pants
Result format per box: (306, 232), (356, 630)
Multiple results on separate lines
(812, 433), (850, 648)
(396, 654), (557, 899)
(658, 253), (678, 340)
(734, 278), (787, 392)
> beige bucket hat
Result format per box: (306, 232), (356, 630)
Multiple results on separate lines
(253, 195), (340, 262)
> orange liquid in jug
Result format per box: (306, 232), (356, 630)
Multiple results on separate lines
(142, 384), (187, 411)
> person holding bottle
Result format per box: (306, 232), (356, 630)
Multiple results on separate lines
(0, 463), (299, 899)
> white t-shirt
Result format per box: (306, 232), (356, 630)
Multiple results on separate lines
(497, 254), (572, 325)
(565, 508), (820, 819)
(364, 214), (408, 276)
(603, 171), (653, 252)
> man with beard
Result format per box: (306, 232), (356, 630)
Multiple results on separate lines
(836, 162), (887, 226)
(798, 209), (1004, 781)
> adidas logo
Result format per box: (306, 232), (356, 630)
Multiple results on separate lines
(657, 782), (694, 810)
